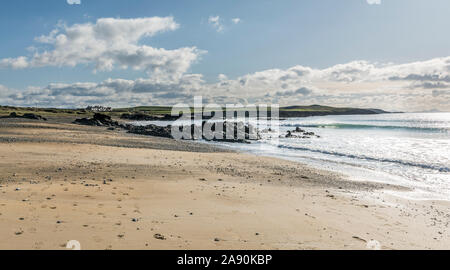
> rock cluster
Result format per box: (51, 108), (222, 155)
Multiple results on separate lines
(172, 121), (261, 143)
(74, 113), (126, 128)
(284, 126), (320, 139)
(1, 112), (47, 121)
(74, 113), (260, 143)
(126, 124), (173, 138)
(120, 113), (178, 121)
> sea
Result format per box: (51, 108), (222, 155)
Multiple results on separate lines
(132, 113), (450, 200)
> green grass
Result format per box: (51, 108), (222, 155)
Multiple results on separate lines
(281, 105), (351, 112)
(1, 104), (386, 119)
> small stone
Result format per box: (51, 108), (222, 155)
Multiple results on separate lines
(154, 233), (166, 240)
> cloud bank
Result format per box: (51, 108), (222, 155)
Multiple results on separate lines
(1, 56), (449, 112)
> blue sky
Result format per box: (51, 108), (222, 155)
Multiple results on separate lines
(0, 0), (449, 111)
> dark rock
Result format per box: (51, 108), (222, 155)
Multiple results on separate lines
(1, 112), (47, 121)
(200, 121), (260, 143)
(295, 127), (305, 133)
(154, 233), (166, 240)
(75, 114), (261, 144)
(74, 113), (118, 127)
(22, 113), (47, 121)
(93, 113), (112, 123)
(121, 113), (179, 121)
(285, 128), (318, 139)
(127, 124), (173, 138)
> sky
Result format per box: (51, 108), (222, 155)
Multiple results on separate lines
(0, 0), (449, 111)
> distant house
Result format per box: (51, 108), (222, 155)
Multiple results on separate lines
(86, 105), (112, 112)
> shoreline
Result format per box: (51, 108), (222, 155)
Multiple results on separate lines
(0, 117), (449, 250)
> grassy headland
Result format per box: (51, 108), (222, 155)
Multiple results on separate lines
(0, 104), (389, 120)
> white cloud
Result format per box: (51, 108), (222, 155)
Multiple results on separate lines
(367, 0), (381, 5)
(231, 18), (241, 24)
(0, 85), (14, 98)
(0, 56), (29, 69)
(0, 17), (204, 82)
(67, 0), (81, 5)
(218, 74), (228, 81)
(208, 16), (224, 32)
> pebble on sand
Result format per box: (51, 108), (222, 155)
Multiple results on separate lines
(154, 233), (166, 240)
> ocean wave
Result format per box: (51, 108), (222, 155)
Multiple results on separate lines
(281, 123), (449, 133)
(277, 144), (450, 173)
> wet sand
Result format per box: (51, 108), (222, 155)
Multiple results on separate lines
(0, 118), (449, 250)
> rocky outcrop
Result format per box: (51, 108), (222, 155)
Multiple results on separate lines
(127, 121), (261, 143)
(75, 113), (261, 143)
(74, 113), (126, 128)
(284, 126), (320, 139)
(1, 112), (47, 121)
(212, 121), (261, 143)
(171, 121), (261, 143)
(120, 113), (178, 121)
(126, 124), (173, 138)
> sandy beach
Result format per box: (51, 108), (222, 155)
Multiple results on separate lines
(0, 116), (449, 250)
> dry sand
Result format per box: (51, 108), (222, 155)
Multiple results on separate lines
(0, 118), (449, 250)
